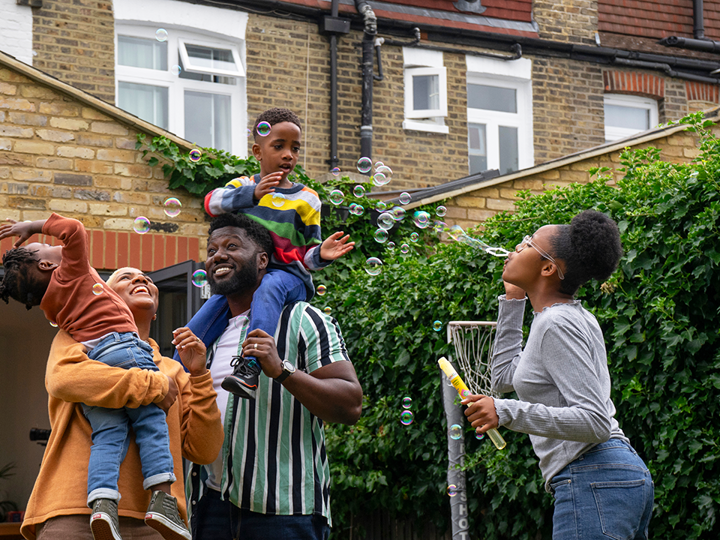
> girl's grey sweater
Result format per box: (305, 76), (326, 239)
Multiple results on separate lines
(492, 296), (628, 492)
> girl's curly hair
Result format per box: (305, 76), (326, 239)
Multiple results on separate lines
(0, 247), (46, 310)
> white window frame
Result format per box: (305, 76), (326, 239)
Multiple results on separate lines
(402, 48), (449, 134)
(177, 38), (245, 78)
(114, 1), (248, 157)
(466, 55), (533, 175)
(604, 94), (658, 143)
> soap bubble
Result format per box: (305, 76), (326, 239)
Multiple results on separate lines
(400, 410), (414, 426)
(271, 193), (286, 208)
(163, 197), (182, 217)
(447, 484), (458, 497)
(317, 284), (327, 296)
(155, 28), (168, 42)
(413, 210), (430, 229)
(450, 424), (463, 440)
(436, 205), (447, 217)
(189, 149), (202, 162)
(410, 232), (419, 242)
(400, 243), (410, 254)
(376, 201), (387, 212)
(375, 161), (384, 169)
(49, 321), (58, 327)
(324, 307), (332, 315)
(372, 172), (387, 187)
(257, 121), (272, 136)
(387, 241), (396, 250)
(172, 65), (182, 76)
(461, 389), (471, 398)
(133, 217), (150, 234)
(448, 225), (465, 241)
(191, 269), (207, 288)
(352, 204), (365, 216)
(402, 396), (412, 409)
(353, 185), (365, 198)
(433, 220), (446, 234)
(377, 212), (395, 230)
(374, 229), (388, 243)
(92, 283), (103, 295)
(399, 192), (411, 205)
(331, 167), (341, 177)
(357, 157), (372, 173)
(433, 320), (442, 331)
(376, 165), (392, 176)
(329, 189), (345, 205)
(391, 207), (406, 221)
(476, 432), (485, 440)
(365, 257), (383, 276)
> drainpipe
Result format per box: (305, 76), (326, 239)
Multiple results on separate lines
(355, 0), (377, 166)
(694, 0), (705, 39)
(321, 0), (350, 171)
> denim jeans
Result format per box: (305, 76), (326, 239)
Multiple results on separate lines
(83, 332), (175, 505)
(192, 488), (329, 540)
(550, 439), (654, 540)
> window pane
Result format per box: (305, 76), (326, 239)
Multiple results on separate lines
(118, 82), (168, 129)
(468, 84), (517, 113)
(604, 103), (650, 130)
(413, 74), (439, 111)
(185, 44), (237, 72)
(185, 91), (231, 151)
(118, 36), (167, 71)
(179, 57), (236, 85)
(499, 126), (519, 175)
(468, 123), (487, 174)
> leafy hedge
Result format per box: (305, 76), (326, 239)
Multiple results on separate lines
(319, 113), (720, 539)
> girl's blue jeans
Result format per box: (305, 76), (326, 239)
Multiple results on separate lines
(83, 332), (176, 505)
(550, 439), (654, 540)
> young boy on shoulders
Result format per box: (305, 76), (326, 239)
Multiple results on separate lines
(202, 107), (354, 399)
(0, 214), (194, 540)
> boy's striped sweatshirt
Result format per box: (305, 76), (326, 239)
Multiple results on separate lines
(204, 174), (329, 296)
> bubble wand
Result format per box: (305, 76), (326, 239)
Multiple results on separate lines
(438, 357), (506, 450)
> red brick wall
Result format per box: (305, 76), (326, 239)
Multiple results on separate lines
(603, 70), (665, 99)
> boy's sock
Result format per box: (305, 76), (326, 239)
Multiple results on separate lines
(90, 498), (122, 540)
(144, 491), (191, 540)
(221, 356), (261, 400)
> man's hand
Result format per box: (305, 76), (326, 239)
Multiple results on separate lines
(319, 231), (355, 261)
(462, 394), (500, 436)
(157, 375), (179, 414)
(241, 328), (283, 379)
(253, 172), (284, 201)
(172, 327), (207, 377)
(0, 219), (44, 248)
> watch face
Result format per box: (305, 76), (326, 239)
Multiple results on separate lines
(283, 360), (296, 374)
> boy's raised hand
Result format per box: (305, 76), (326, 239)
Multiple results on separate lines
(0, 219), (43, 248)
(254, 172), (284, 201)
(320, 231), (355, 261)
(172, 327), (207, 377)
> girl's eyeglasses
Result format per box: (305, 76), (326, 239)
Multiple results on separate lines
(516, 235), (565, 280)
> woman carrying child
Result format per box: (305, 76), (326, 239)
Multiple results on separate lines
(463, 210), (654, 539)
(18, 266), (223, 540)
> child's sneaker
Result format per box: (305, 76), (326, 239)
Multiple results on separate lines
(221, 356), (260, 399)
(90, 498), (122, 540)
(144, 491), (191, 540)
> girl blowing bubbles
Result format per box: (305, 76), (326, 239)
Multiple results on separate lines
(463, 210), (654, 540)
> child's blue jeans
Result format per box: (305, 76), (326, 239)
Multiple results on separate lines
(83, 332), (176, 506)
(550, 438), (654, 540)
(247, 268), (307, 353)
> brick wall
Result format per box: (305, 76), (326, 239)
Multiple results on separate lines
(440, 128), (703, 231)
(32, 0), (115, 104)
(534, 0), (599, 44)
(0, 65), (205, 270)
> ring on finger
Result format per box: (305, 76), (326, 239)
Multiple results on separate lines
(253, 343), (258, 350)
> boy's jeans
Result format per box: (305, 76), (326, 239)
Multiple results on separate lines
(248, 268), (307, 342)
(83, 332), (176, 505)
(550, 439), (654, 540)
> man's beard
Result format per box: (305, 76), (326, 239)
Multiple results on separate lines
(208, 262), (258, 296)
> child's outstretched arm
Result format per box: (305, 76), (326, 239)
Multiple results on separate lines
(0, 219), (47, 248)
(319, 231), (355, 262)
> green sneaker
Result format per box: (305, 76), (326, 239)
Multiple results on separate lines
(144, 491), (191, 540)
(90, 498), (122, 540)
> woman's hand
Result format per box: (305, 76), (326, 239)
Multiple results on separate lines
(503, 280), (526, 300)
(157, 375), (178, 413)
(172, 327), (207, 377)
(462, 394), (499, 436)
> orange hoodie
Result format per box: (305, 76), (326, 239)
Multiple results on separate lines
(21, 330), (223, 540)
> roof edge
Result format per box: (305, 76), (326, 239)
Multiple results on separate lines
(0, 50), (195, 151)
(405, 109), (720, 209)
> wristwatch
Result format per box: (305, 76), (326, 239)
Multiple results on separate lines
(275, 360), (296, 383)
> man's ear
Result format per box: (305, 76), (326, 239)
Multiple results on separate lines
(251, 142), (262, 162)
(257, 251), (269, 271)
(38, 260), (59, 271)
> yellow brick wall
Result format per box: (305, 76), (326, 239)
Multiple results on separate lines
(0, 65), (207, 269)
